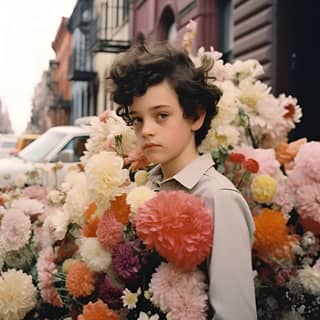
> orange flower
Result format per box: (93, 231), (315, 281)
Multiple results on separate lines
(253, 209), (294, 262)
(66, 261), (96, 297)
(110, 194), (130, 225)
(83, 216), (100, 237)
(78, 300), (119, 320)
(85, 202), (97, 223)
(275, 138), (307, 166)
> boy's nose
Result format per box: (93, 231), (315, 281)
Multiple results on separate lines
(141, 120), (155, 137)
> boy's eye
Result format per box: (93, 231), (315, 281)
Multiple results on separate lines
(132, 117), (142, 126)
(157, 113), (168, 120)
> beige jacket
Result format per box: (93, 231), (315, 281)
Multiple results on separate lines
(148, 153), (257, 320)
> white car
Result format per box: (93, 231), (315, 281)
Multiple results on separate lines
(0, 125), (90, 188)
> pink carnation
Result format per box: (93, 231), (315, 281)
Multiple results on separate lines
(294, 141), (320, 183)
(134, 191), (214, 271)
(150, 262), (208, 319)
(233, 145), (280, 176)
(23, 185), (48, 202)
(97, 210), (123, 250)
(37, 247), (63, 307)
(295, 184), (320, 224)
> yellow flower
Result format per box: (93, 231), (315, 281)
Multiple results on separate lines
(134, 170), (148, 186)
(62, 258), (78, 273)
(250, 174), (277, 203)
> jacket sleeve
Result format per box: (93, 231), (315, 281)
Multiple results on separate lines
(207, 188), (257, 320)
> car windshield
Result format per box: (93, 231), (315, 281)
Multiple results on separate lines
(18, 130), (66, 162)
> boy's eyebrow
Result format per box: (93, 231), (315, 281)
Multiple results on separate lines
(129, 105), (171, 115)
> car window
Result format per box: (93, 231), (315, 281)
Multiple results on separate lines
(57, 136), (89, 162)
(19, 130), (67, 162)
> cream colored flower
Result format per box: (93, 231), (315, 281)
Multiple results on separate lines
(63, 171), (89, 226)
(134, 170), (149, 186)
(14, 174), (28, 188)
(122, 287), (141, 309)
(126, 186), (155, 217)
(231, 59), (264, 80)
(297, 266), (320, 295)
(79, 237), (112, 272)
(85, 151), (129, 209)
(0, 269), (36, 320)
(48, 189), (66, 205)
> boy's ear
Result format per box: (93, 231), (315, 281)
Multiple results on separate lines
(191, 108), (206, 131)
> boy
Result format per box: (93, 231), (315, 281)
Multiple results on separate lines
(109, 43), (257, 319)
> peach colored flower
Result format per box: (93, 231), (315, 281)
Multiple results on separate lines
(124, 148), (149, 171)
(134, 191), (214, 271)
(78, 299), (119, 320)
(66, 261), (96, 297)
(97, 210), (123, 250)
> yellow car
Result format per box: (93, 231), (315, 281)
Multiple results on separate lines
(15, 134), (40, 152)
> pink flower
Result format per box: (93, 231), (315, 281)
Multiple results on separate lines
(233, 146), (280, 176)
(273, 180), (295, 217)
(36, 247), (63, 307)
(97, 210), (123, 250)
(150, 262), (208, 319)
(99, 110), (113, 122)
(23, 185), (48, 202)
(294, 141), (320, 183)
(134, 191), (214, 271)
(124, 147), (149, 171)
(295, 184), (320, 224)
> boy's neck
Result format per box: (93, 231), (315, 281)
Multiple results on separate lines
(160, 150), (200, 180)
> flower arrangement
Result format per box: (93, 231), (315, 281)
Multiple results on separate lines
(0, 20), (319, 320)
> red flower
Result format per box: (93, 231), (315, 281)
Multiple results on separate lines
(228, 152), (245, 163)
(134, 191), (214, 271)
(243, 158), (259, 173)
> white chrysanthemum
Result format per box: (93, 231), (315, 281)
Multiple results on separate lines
(126, 186), (155, 216)
(198, 124), (240, 153)
(85, 151), (128, 209)
(82, 113), (138, 163)
(79, 237), (112, 272)
(231, 59), (264, 80)
(61, 170), (86, 192)
(278, 93), (303, 125)
(137, 311), (160, 320)
(48, 189), (66, 205)
(0, 269), (36, 320)
(14, 173), (28, 188)
(0, 209), (31, 252)
(11, 197), (45, 216)
(297, 266), (320, 295)
(43, 207), (70, 242)
(238, 79), (270, 110)
(63, 171), (89, 225)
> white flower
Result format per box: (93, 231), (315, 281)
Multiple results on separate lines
(63, 171), (89, 225)
(85, 151), (129, 209)
(137, 311), (160, 320)
(11, 197), (45, 216)
(43, 207), (70, 242)
(297, 266), (320, 295)
(122, 287), (141, 309)
(79, 237), (112, 272)
(278, 93), (302, 125)
(231, 59), (264, 80)
(126, 186), (155, 217)
(0, 269), (37, 320)
(48, 189), (65, 204)
(14, 174), (28, 188)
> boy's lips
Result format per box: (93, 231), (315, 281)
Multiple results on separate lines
(143, 143), (161, 150)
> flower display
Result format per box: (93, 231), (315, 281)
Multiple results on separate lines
(1, 20), (320, 320)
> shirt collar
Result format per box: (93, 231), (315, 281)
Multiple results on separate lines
(148, 153), (215, 190)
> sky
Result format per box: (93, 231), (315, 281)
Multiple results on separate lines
(0, 0), (77, 134)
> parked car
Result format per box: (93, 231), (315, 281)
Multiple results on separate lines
(0, 134), (18, 158)
(0, 126), (90, 188)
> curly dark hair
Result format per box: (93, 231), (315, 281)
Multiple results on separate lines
(108, 42), (222, 146)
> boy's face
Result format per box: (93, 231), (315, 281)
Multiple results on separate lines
(130, 80), (201, 176)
